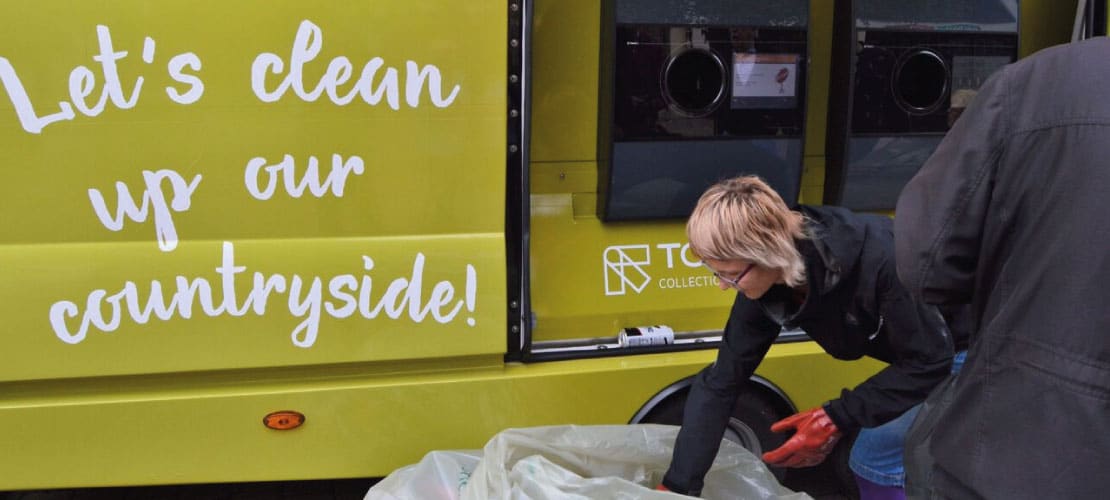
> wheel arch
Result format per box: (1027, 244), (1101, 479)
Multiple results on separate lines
(627, 373), (798, 424)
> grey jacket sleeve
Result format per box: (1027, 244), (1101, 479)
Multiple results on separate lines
(894, 66), (1011, 305)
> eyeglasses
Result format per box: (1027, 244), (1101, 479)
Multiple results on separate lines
(703, 262), (755, 288)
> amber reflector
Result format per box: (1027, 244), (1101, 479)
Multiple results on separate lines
(263, 411), (305, 430)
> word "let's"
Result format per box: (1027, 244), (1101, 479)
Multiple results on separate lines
(0, 25), (202, 134)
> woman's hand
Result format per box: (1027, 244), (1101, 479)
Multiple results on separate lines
(761, 407), (842, 468)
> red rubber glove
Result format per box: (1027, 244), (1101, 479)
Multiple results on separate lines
(761, 407), (842, 468)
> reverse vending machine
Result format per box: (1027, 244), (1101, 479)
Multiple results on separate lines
(597, 0), (810, 221)
(825, 0), (1020, 210)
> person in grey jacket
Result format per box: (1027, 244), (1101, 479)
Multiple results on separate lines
(895, 37), (1110, 499)
(659, 176), (962, 497)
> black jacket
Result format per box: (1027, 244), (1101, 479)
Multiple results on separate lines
(662, 205), (958, 495)
(895, 37), (1110, 500)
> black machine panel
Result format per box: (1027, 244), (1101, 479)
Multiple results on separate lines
(613, 26), (806, 140)
(597, 0), (809, 221)
(852, 31), (1015, 135)
(825, 0), (1019, 211)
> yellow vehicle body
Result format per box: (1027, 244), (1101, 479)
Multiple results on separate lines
(0, 0), (1076, 491)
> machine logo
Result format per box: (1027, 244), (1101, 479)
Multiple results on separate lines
(603, 245), (651, 296)
(603, 242), (717, 296)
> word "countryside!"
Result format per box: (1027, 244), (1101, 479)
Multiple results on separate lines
(49, 242), (479, 348)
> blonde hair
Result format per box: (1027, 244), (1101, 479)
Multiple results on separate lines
(686, 176), (808, 287)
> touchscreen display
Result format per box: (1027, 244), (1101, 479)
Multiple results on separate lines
(731, 53), (799, 109)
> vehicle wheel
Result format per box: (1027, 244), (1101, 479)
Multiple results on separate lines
(639, 386), (790, 481)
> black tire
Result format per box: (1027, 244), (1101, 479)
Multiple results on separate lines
(639, 385), (790, 481)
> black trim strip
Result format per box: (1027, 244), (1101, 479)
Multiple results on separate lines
(1090, 0), (1107, 37)
(505, 0), (533, 362)
(525, 332), (813, 363)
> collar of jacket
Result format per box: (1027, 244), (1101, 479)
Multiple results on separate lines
(755, 206), (869, 326)
(797, 205), (867, 295)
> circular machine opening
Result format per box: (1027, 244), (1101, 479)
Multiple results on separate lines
(662, 48), (727, 117)
(892, 49), (949, 115)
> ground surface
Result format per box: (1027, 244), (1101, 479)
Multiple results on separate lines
(2, 455), (853, 499)
(1, 472), (850, 500)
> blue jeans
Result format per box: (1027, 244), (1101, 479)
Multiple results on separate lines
(848, 351), (967, 486)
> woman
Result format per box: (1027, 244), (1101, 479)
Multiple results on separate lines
(658, 176), (965, 499)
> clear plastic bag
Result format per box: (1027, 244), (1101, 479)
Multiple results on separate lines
(365, 424), (810, 499)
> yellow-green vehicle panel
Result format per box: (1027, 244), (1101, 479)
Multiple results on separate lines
(528, 0), (729, 342)
(0, 345), (879, 489)
(0, 1), (513, 488)
(1, 1), (506, 382)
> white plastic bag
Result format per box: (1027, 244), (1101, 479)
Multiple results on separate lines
(365, 424), (810, 500)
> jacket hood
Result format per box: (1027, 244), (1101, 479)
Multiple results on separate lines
(797, 205), (868, 294)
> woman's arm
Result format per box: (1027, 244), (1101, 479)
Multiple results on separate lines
(661, 295), (782, 495)
(823, 262), (955, 431)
